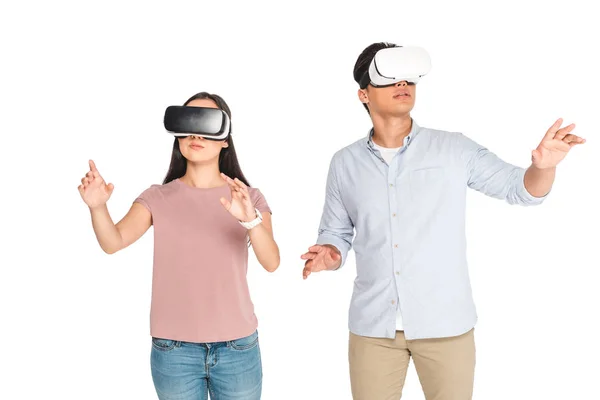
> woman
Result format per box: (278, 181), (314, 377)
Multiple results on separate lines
(78, 92), (280, 399)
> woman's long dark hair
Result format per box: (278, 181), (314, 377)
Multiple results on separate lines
(162, 92), (251, 186)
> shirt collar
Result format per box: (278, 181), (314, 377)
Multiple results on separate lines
(366, 119), (420, 150)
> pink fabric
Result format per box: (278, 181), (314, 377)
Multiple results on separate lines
(134, 178), (271, 343)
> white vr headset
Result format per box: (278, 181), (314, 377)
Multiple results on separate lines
(359, 46), (432, 88)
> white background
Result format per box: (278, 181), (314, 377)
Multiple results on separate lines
(1, 0), (598, 399)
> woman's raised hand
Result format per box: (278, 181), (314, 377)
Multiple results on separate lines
(78, 160), (114, 209)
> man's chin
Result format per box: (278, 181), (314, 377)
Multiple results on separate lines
(385, 106), (413, 118)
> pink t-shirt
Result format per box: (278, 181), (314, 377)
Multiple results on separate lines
(134, 178), (271, 343)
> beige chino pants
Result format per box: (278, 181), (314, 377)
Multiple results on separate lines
(349, 328), (476, 400)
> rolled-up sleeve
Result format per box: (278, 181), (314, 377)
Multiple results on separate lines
(316, 154), (355, 268)
(459, 133), (548, 206)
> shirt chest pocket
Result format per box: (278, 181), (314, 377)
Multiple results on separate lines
(408, 167), (448, 201)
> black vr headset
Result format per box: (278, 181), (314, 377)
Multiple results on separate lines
(164, 106), (231, 141)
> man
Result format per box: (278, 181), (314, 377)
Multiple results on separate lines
(300, 42), (585, 400)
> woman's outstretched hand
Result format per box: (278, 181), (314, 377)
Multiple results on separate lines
(78, 160), (114, 209)
(219, 173), (257, 223)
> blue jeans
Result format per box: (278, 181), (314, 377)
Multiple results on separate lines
(150, 330), (262, 400)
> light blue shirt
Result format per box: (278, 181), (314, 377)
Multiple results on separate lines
(316, 120), (548, 340)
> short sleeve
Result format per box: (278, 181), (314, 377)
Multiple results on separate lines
(134, 185), (158, 214)
(250, 188), (272, 214)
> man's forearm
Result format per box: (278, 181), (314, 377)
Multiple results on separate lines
(524, 164), (556, 197)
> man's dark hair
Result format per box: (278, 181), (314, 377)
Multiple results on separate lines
(353, 42), (400, 113)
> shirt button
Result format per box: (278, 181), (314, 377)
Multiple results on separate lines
(396, 271), (400, 276)
(389, 183), (394, 187)
(392, 213), (396, 217)
(391, 300), (396, 305)
(394, 244), (398, 248)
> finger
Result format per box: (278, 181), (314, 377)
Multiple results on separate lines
(562, 134), (585, 144)
(303, 261), (313, 279)
(554, 123), (575, 140)
(226, 183), (239, 196)
(78, 185), (84, 195)
(89, 159), (98, 172)
(300, 252), (318, 260)
(105, 183), (114, 194)
(233, 190), (245, 202)
(221, 173), (239, 191)
(220, 173), (235, 185)
(233, 178), (249, 191)
(308, 245), (323, 253)
(88, 171), (103, 183)
(324, 249), (341, 266)
(329, 250), (341, 261)
(220, 197), (232, 211)
(569, 140), (585, 147)
(543, 118), (563, 140)
(223, 176), (239, 192)
(304, 258), (325, 277)
(235, 179), (250, 197)
(240, 190), (252, 203)
(234, 185), (247, 197)
(86, 166), (100, 179)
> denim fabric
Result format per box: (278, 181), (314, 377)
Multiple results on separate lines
(150, 330), (262, 399)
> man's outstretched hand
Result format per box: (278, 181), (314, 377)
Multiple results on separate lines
(301, 244), (342, 279)
(532, 118), (586, 169)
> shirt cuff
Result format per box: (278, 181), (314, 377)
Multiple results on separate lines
(316, 233), (350, 269)
(517, 168), (549, 205)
